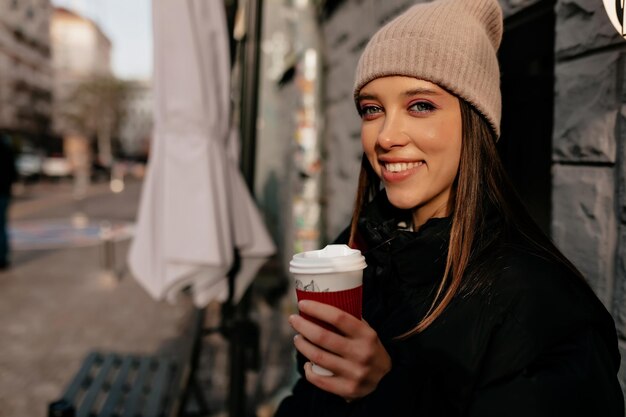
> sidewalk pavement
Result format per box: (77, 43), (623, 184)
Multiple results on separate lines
(0, 179), (297, 417)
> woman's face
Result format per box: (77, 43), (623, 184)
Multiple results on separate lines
(357, 76), (462, 226)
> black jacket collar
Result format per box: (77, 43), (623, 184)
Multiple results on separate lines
(357, 190), (451, 288)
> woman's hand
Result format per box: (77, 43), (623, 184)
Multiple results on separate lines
(288, 300), (392, 402)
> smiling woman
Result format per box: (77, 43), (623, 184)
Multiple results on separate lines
(275, 0), (624, 416)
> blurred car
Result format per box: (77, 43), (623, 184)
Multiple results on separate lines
(42, 155), (72, 178)
(16, 152), (43, 180)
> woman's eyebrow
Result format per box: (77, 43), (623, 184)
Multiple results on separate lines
(403, 88), (441, 97)
(356, 93), (377, 101)
(357, 88), (442, 102)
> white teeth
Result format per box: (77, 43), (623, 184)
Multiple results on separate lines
(384, 161), (423, 173)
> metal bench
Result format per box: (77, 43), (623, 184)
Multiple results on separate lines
(48, 307), (209, 417)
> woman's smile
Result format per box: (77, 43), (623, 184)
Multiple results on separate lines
(380, 160), (425, 183)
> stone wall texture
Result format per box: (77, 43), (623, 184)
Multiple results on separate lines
(553, 51), (619, 163)
(555, 0), (623, 59)
(320, 0), (626, 401)
(552, 165), (617, 305)
(550, 0), (625, 401)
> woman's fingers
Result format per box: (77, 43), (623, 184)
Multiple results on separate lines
(302, 361), (365, 401)
(296, 300), (365, 337)
(290, 313), (387, 377)
(289, 313), (355, 357)
(293, 334), (352, 376)
(290, 302), (385, 364)
(293, 301), (381, 363)
(289, 300), (393, 401)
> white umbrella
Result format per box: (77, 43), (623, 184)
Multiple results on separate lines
(129, 0), (275, 308)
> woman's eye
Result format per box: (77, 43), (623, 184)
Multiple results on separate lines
(409, 101), (435, 113)
(360, 105), (382, 118)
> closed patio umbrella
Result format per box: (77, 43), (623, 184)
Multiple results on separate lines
(129, 0), (275, 308)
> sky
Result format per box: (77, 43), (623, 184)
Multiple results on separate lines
(51, 0), (153, 80)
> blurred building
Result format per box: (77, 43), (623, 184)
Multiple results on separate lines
(0, 0), (53, 146)
(51, 7), (111, 78)
(118, 79), (153, 160)
(50, 6), (112, 135)
(50, 6), (116, 180)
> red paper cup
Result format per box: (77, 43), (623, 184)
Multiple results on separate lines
(295, 286), (363, 332)
(290, 245), (367, 376)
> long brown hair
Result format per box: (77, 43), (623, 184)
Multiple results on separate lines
(348, 99), (585, 337)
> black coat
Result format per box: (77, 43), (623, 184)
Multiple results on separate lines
(276, 192), (624, 417)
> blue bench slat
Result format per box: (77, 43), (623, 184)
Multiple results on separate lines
(99, 355), (135, 417)
(144, 358), (175, 417)
(63, 352), (101, 403)
(123, 356), (152, 416)
(77, 353), (117, 417)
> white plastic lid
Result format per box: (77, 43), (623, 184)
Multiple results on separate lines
(289, 244), (367, 274)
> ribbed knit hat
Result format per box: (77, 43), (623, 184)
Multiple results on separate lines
(353, 0), (503, 138)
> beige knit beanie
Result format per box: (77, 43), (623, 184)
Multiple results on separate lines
(353, 0), (503, 138)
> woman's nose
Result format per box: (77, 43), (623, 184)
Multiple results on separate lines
(377, 115), (409, 150)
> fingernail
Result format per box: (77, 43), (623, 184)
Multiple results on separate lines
(293, 334), (299, 342)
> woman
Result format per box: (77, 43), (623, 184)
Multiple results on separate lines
(276, 0), (624, 415)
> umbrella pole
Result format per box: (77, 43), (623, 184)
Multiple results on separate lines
(221, 251), (261, 417)
(239, 0), (263, 191)
(225, 0), (264, 415)
(223, 249), (246, 417)
(233, 0), (264, 415)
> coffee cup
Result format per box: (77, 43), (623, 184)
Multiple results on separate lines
(289, 244), (367, 376)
